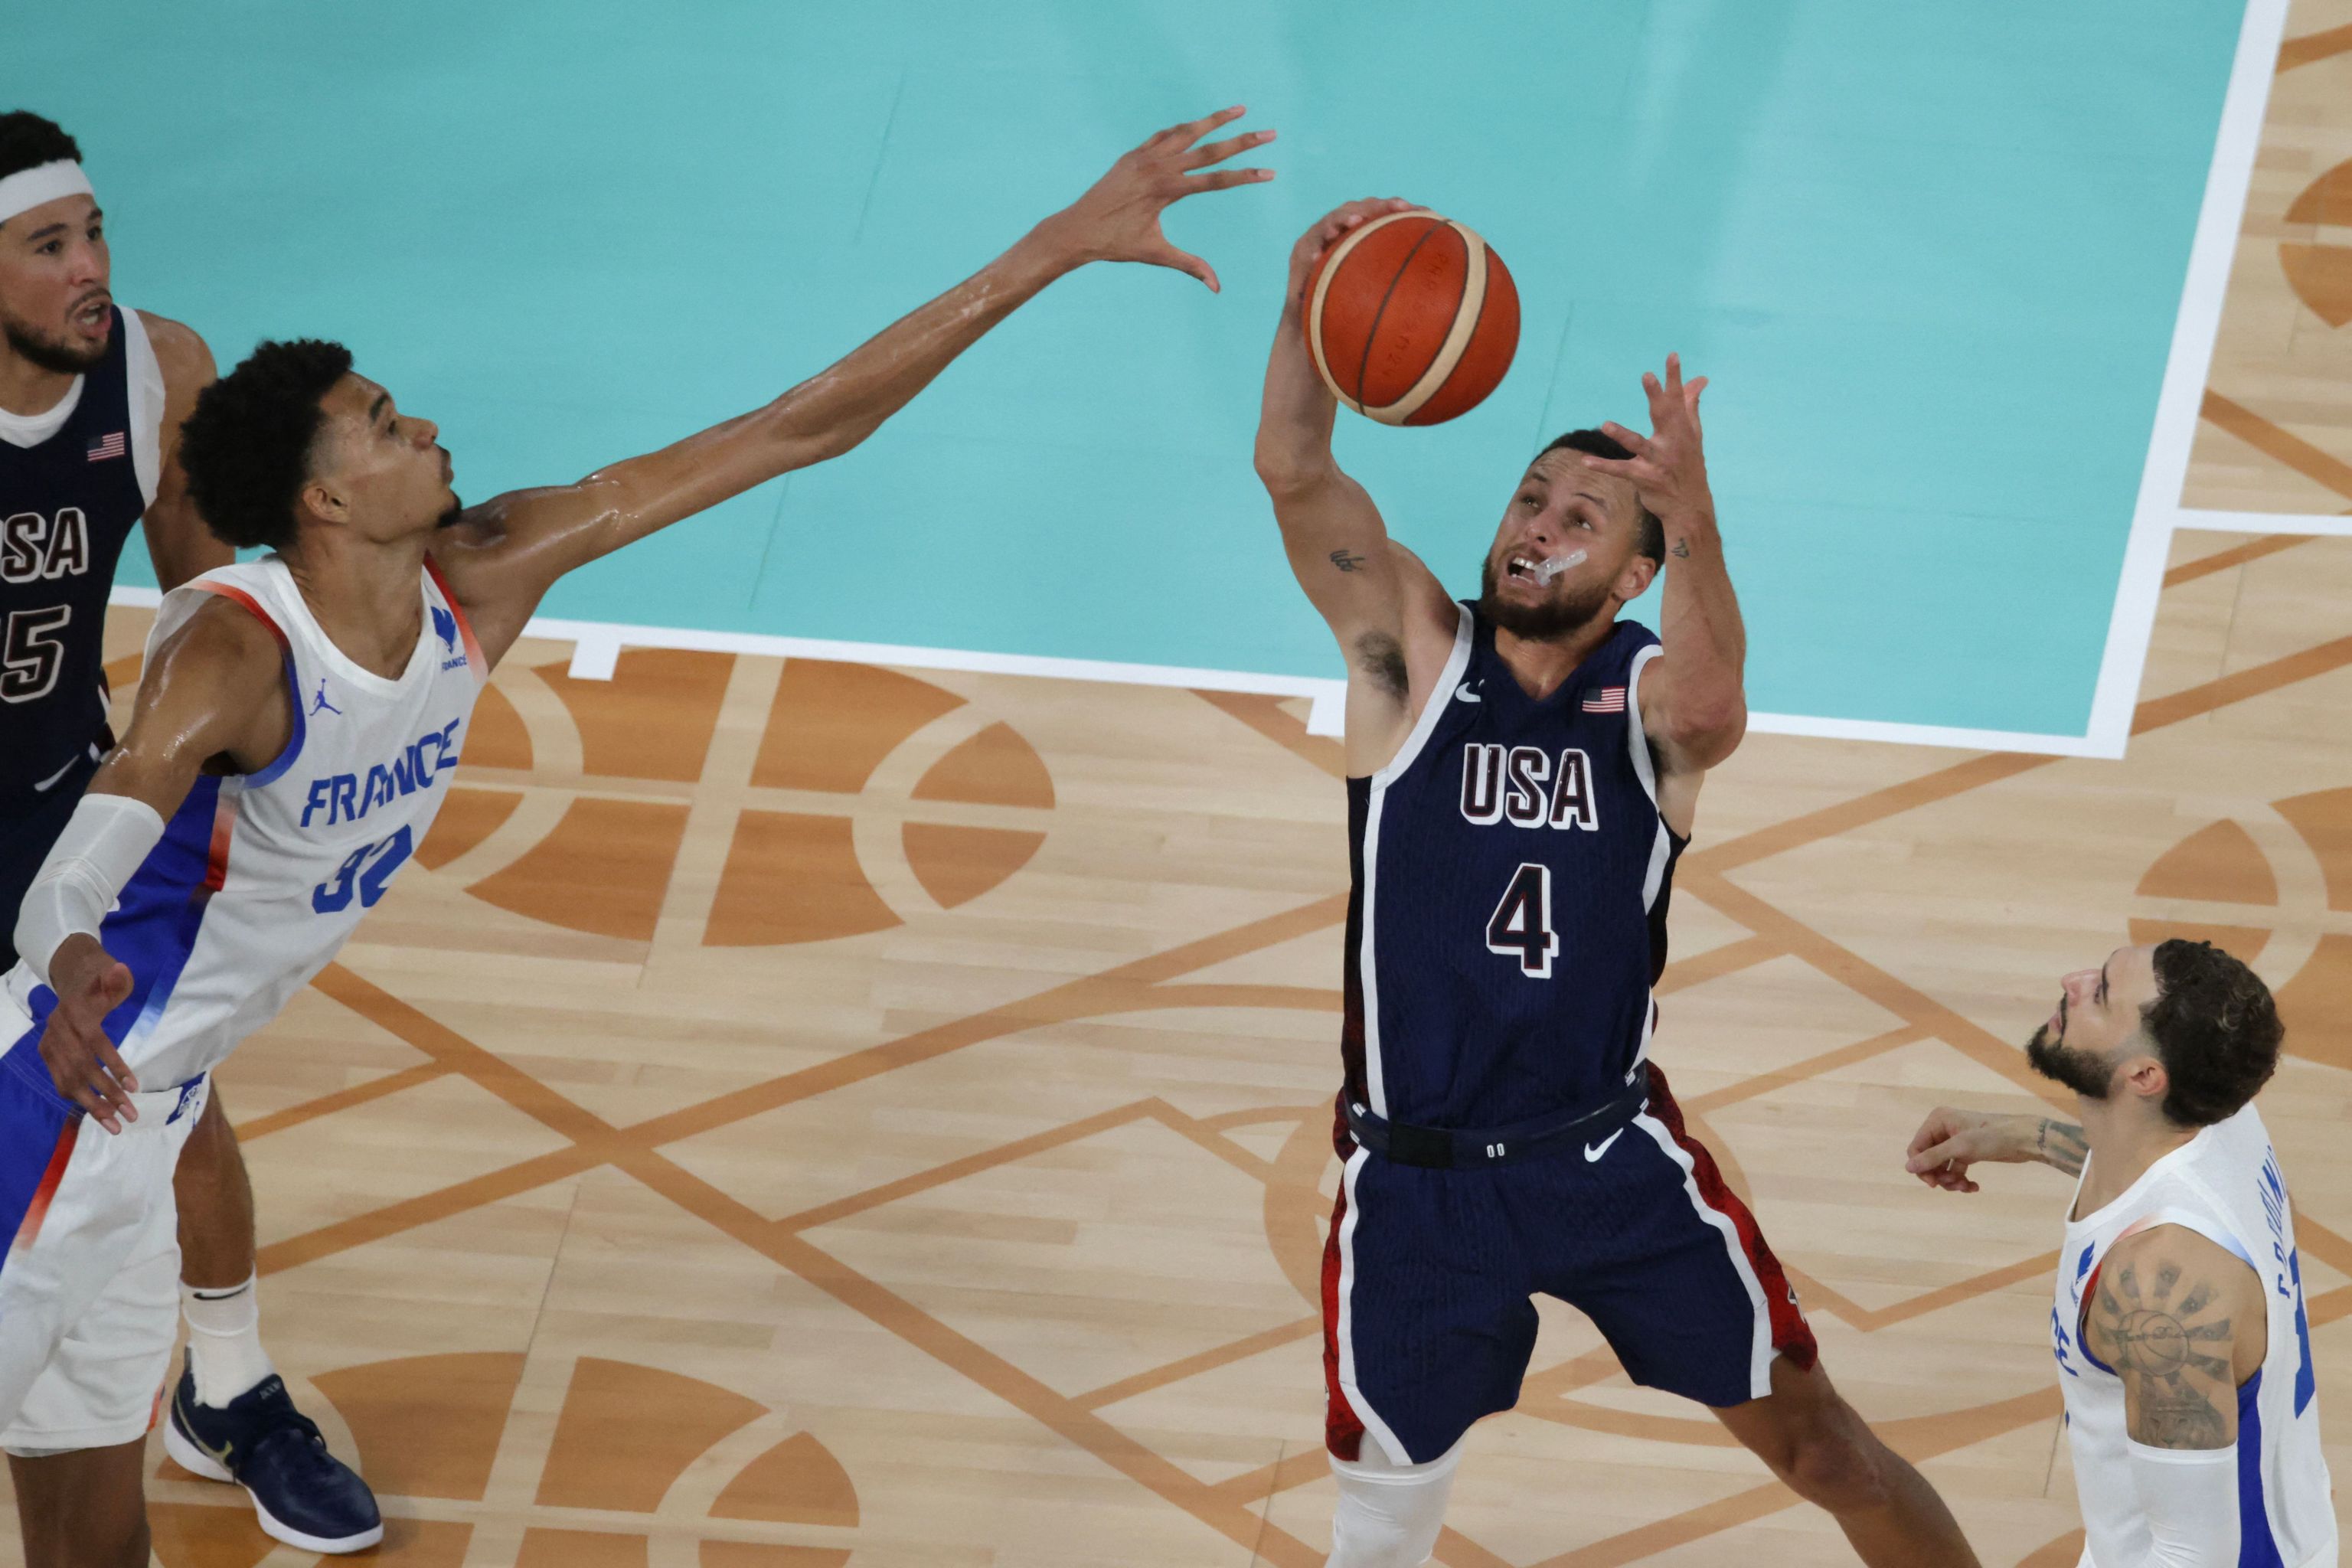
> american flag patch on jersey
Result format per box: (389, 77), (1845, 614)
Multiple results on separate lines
(86, 431), (126, 462)
(1581, 686), (1628, 713)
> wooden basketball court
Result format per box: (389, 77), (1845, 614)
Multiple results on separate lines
(5, 8), (2352, 1566)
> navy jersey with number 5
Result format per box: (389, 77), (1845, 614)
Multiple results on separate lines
(1342, 604), (1681, 1132)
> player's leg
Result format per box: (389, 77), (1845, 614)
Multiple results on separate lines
(165, 1085), (382, 1554)
(1713, 1354), (1975, 1567)
(1320, 1147), (1531, 1567)
(1329, 1436), (1465, 1568)
(172, 1089), (269, 1395)
(1547, 1067), (1978, 1568)
(6, 1440), (150, 1568)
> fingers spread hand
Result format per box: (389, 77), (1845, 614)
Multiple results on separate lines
(1161, 105), (1249, 150)
(1184, 167), (1276, 194)
(1185, 129), (1276, 170)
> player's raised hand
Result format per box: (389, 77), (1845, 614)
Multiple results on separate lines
(1576, 354), (1717, 527)
(1044, 106), (1276, 292)
(1903, 1106), (2035, 1194)
(1283, 198), (1419, 309)
(37, 933), (139, 1133)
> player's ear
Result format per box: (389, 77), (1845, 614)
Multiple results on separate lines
(2118, 1050), (2168, 1107)
(1617, 553), (1658, 602)
(298, 475), (348, 528)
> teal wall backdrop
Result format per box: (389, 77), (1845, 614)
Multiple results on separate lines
(18, 1), (2244, 738)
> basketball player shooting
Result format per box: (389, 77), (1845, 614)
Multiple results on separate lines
(1904, 940), (2336, 1566)
(0, 107), (1271, 1568)
(1254, 199), (1979, 1568)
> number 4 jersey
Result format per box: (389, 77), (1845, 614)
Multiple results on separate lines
(2, 555), (484, 1090)
(1344, 605), (1680, 1132)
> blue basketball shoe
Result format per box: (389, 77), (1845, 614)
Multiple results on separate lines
(163, 1359), (384, 1553)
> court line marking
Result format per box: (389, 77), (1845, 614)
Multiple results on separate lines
(2083, 0), (2293, 760)
(203, 540), (2352, 1561)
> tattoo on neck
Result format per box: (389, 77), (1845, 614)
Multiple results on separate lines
(1329, 549), (1367, 573)
(2037, 1118), (2088, 1176)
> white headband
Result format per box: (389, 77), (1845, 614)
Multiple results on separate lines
(0, 161), (95, 227)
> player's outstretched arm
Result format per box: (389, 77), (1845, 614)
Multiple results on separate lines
(15, 599), (288, 1132)
(1253, 198), (1456, 772)
(136, 312), (232, 592)
(1903, 1106), (2087, 1192)
(432, 107), (1275, 665)
(1579, 356), (1746, 776)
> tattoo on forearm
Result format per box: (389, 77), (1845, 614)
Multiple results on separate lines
(2036, 1119), (2088, 1176)
(1355, 632), (1408, 700)
(1670, 539), (1690, 559)
(2096, 1259), (2236, 1449)
(1329, 549), (1367, 573)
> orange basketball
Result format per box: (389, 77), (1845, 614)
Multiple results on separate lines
(1304, 211), (1520, 426)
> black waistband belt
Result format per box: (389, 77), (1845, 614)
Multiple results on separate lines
(1344, 1073), (1652, 1169)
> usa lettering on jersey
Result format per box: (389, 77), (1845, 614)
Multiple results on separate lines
(299, 717), (464, 827)
(1459, 743), (1599, 831)
(0, 509), (93, 583)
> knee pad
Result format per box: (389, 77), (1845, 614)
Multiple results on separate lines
(1326, 1437), (1462, 1568)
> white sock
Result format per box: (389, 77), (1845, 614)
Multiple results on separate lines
(181, 1276), (276, 1406)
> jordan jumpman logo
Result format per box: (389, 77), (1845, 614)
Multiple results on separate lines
(310, 678), (341, 717)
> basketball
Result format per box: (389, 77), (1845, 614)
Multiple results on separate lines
(1303, 211), (1521, 426)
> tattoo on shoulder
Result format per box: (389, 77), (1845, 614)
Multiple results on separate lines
(2036, 1119), (2088, 1176)
(1328, 549), (1367, 573)
(2095, 1256), (2236, 1449)
(1355, 632), (1409, 700)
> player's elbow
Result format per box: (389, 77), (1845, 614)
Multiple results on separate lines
(1253, 439), (1331, 501)
(1660, 701), (1746, 770)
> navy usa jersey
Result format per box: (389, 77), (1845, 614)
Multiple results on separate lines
(1341, 606), (1683, 1132)
(0, 306), (158, 810)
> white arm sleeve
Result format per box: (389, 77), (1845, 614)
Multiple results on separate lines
(2127, 1439), (2242, 1565)
(13, 792), (165, 989)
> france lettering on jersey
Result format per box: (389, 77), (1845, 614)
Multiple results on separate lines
(1343, 605), (1681, 1132)
(2053, 1104), (2337, 1567)
(0, 307), (166, 807)
(0, 555), (485, 1089)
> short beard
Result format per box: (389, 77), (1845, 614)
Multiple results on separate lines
(2, 313), (105, 377)
(435, 496), (466, 530)
(1476, 557), (1611, 640)
(2026, 1024), (2114, 1101)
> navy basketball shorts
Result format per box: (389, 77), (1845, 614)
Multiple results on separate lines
(1320, 1063), (1818, 1465)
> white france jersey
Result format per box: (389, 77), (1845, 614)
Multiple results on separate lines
(2052, 1103), (2337, 1568)
(1, 555), (484, 1089)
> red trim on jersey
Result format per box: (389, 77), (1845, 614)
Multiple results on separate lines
(9, 1120), (82, 1258)
(1644, 1065), (1819, 1373)
(193, 581), (290, 648)
(422, 557), (488, 683)
(203, 789), (235, 893)
(1321, 1178), (1367, 1461)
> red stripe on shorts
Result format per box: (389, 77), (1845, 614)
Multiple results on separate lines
(1321, 1174), (1367, 1462)
(9, 1119), (82, 1258)
(1644, 1064), (1818, 1372)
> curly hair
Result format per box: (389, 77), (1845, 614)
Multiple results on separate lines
(1538, 430), (1664, 564)
(0, 112), (80, 189)
(178, 339), (354, 552)
(2142, 939), (2282, 1125)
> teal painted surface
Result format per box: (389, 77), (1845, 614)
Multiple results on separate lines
(24, 1), (2242, 735)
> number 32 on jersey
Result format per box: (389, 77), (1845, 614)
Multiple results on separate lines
(1487, 862), (1559, 978)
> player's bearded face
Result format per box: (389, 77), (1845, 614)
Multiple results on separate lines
(2025, 1006), (2117, 1100)
(1477, 550), (1612, 639)
(0, 290), (108, 376)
